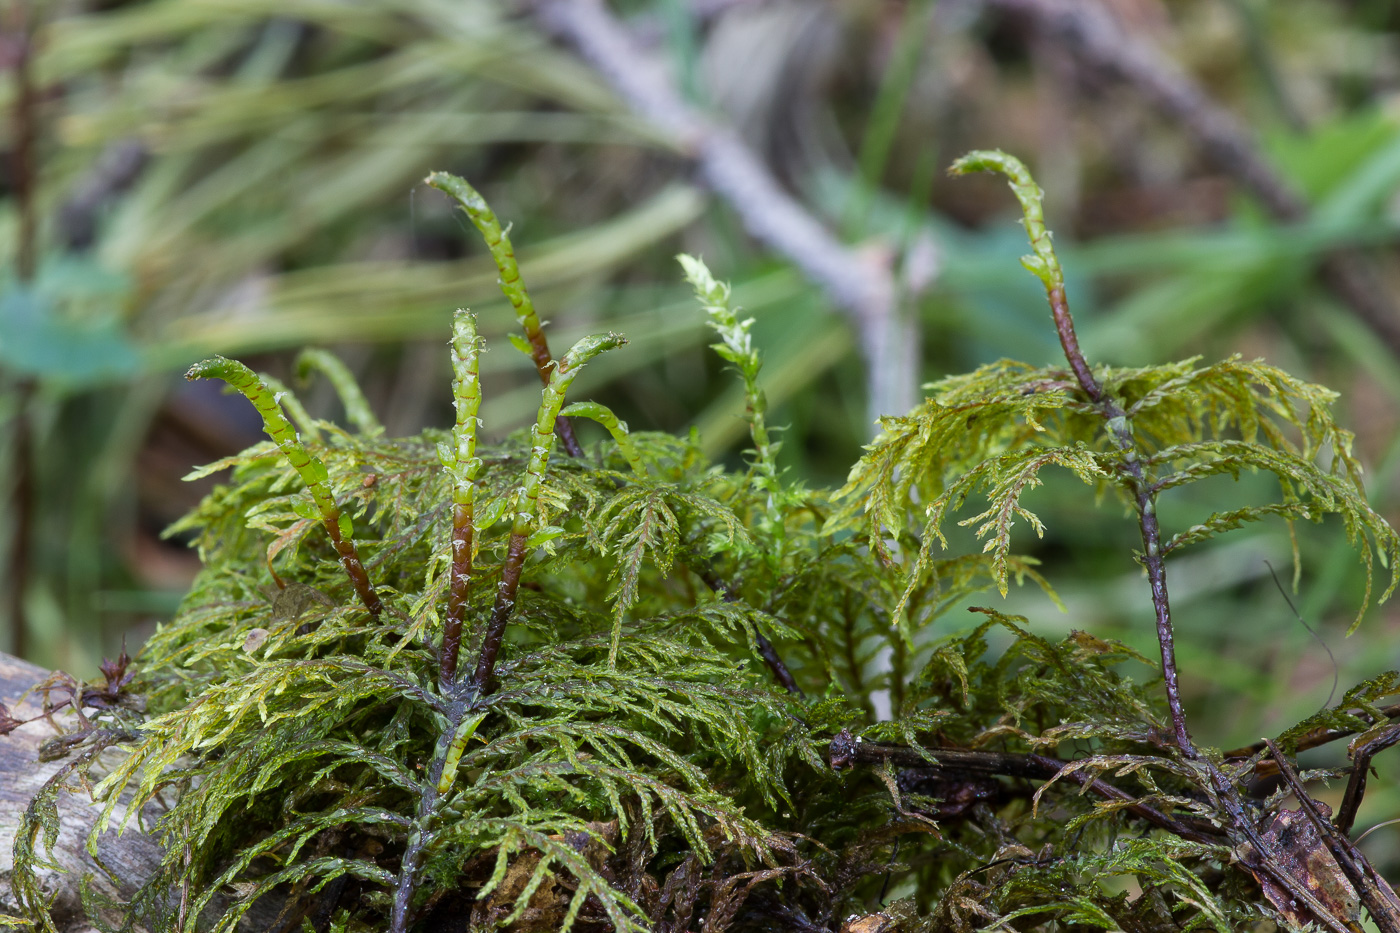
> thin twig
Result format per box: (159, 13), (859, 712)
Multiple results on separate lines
(1265, 739), (1400, 932)
(1337, 723), (1400, 836)
(1223, 702), (1400, 766)
(8, 380), (32, 659)
(57, 139), (148, 251)
(7, 3), (36, 284)
(4, 4), (36, 661)
(827, 730), (1218, 844)
(530, 0), (915, 426)
(983, 0), (1400, 357)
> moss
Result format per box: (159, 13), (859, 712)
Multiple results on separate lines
(14, 157), (1400, 933)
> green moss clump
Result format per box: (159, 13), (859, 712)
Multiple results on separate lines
(14, 156), (1400, 933)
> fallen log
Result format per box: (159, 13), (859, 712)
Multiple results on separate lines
(0, 651), (160, 932)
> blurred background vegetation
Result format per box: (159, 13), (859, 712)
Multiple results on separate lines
(6, 0), (1400, 870)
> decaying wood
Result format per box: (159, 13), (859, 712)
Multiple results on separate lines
(0, 651), (162, 931)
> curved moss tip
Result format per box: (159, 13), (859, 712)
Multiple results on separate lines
(949, 149), (1058, 291)
(948, 149), (1031, 182)
(560, 332), (627, 367)
(185, 355), (234, 381)
(424, 170), (484, 210)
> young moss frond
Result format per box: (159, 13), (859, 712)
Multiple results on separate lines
(295, 347), (383, 435)
(439, 310), (484, 690)
(560, 400), (644, 476)
(185, 356), (383, 618)
(678, 255), (777, 474)
(950, 150), (1102, 401)
(425, 170), (584, 457)
(948, 151), (1061, 293)
(469, 332), (627, 695)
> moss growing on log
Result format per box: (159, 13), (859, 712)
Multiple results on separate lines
(12, 157), (1400, 933)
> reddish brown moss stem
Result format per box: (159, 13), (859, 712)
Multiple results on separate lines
(439, 513), (473, 691)
(186, 356), (383, 620)
(952, 151), (1195, 759)
(424, 172), (583, 457)
(325, 515), (384, 619)
(1048, 286), (1099, 403)
(469, 533), (529, 696)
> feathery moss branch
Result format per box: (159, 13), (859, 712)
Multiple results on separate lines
(185, 356), (383, 618)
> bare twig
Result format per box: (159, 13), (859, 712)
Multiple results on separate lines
(530, 0), (915, 426)
(57, 140), (148, 251)
(983, 0), (1400, 357)
(3, 3), (36, 661)
(6, 3), (36, 284)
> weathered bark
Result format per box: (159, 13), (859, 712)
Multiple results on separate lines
(0, 652), (161, 931)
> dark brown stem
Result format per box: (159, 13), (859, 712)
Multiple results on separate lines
(1211, 770), (1360, 933)
(827, 731), (1218, 844)
(469, 532), (530, 696)
(1130, 472), (1192, 755)
(516, 324), (580, 457)
(1048, 268), (1195, 757)
(1265, 740), (1400, 932)
(1337, 723), (1400, 836)
(57, 139), (147, 251)
(1048, 287), (1099, 403)
(4, 8), (36, 661)
(697, 567), (802, 696)
(390, 697), (472, 933)
(555, 417), (582, 458)
(498, 252), (581, 458)
(439, 508), (474, 692)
